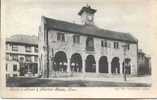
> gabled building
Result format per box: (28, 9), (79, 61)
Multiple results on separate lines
(6, 34), (39, 77)
(39, 5), (138, 78)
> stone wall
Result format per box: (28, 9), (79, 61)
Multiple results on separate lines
(45, 29), (138, 76)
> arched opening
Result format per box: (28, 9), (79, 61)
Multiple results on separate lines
(54, 51), (67, 72)
(123, 58), (131, 74)
(99, 56), (108, 73)
(70, 53), (82, 72)
(111, 57), (120, 74)
(85, 55), (96, 72)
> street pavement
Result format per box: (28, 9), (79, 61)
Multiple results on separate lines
(44, 75), (151, 83)
(6, 76), (151, 87)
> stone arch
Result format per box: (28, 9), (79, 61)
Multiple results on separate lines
(85, 55), (96, 72)
(123, 58), (131, 74)
(99, 56), (108, 73)
(111, 57), (120, 74)
(53, 51), (67, 72)
(70, 53), (82, 72)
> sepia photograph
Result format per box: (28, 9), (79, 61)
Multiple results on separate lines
(1, 0), (157, 98)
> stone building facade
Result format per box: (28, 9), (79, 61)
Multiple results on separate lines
(39, 5), (138, 78)
(6, 35), (39, 77)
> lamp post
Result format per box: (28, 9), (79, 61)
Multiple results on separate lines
(51, 56), (55, 77)
(53, 62), (57, 77)
(122, 44), (127, 81)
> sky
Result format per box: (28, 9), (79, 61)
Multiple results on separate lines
(1, 0), (157, 55)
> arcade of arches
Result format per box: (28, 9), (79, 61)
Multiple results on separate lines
(52, 51), (131, 74)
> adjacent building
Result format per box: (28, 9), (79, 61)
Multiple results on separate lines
(6, 34), (39, 77)
(39, 5), (138, 78)
(138, 49), (151, 75)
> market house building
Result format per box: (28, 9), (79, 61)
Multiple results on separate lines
(39, 5), (138, 78)
(6, 35), (39, 77)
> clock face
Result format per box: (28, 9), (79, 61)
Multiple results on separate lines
(87, 15), (93, 21)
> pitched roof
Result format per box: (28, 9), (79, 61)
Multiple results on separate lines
(44, 16), (138, 43)
(6, 34), (38, 45)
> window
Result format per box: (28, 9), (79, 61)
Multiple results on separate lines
(34, 46), (38, 53)
(19, 57), (24, 62)
(34, 56), (38, 62)
(126, 44), (130, 50)
(6, 64), (8, 71)
(57, 32), (65, 41)
(44, 32), (46, 42)
(114, 42), (119, 49)
(13, 64), (17, 71)
(12, 44), (18, 51)
(86, 37), (94, 51)
(6, 54), (9, 60)
(12, 55), (18, 61)
(13, 74), (17, 77)
(123, 43), (130, 51)
(73, 35), (80, 44)
(32, 64), (38, 74)
(6, 43), (9, 50)
(25, 56), (32, 62)
(25, 45), (31, 52)
(101, 40), (107, 47)
(34, 65), (38, 74)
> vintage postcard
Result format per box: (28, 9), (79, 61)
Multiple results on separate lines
(0, 0), (157, 98)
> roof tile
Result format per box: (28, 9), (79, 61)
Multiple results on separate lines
(6, 34), (38, 45)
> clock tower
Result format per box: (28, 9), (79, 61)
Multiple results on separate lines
(78, 5), (97, 25)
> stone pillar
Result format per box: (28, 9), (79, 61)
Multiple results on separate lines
(67, 58), (71, 72)
(120, 60), (123, 75)
(96, 58), (99, 73)
(82, 58), (85, 73)
(37, 63), (40, 76)
(49, 57), (52, 77)
(108, 58), (112, 74)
